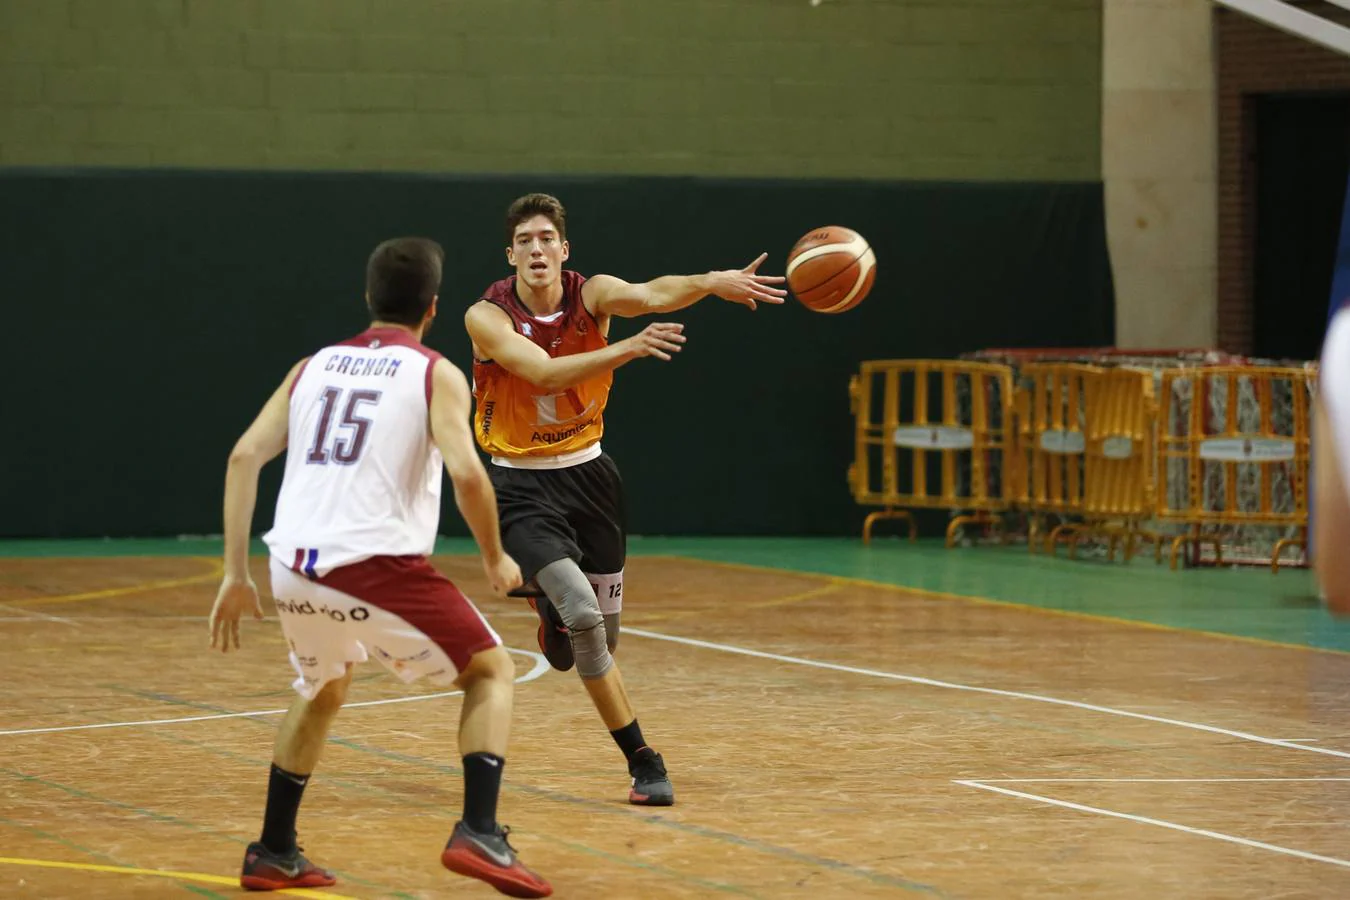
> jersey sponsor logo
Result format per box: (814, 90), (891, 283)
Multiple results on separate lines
(530, 419), (596, 444)
(374, 646), (433, 666)
(275, 598), (371, 622)
(533, 391), (597, 427)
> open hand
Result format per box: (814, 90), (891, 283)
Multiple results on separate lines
(705, 253), (788, 310)
(624, 322), (687, 361)
(209, 576), (264, 653)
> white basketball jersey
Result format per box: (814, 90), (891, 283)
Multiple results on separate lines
(263, 327), (444, 577)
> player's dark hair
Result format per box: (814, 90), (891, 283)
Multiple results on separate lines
(365, 237), (443, 326)
(505, 193), (567, 245)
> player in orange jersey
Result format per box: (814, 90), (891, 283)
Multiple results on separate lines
(464, 193), (786, 805)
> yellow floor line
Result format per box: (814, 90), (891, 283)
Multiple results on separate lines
(649, 554), (1350, 657)
(18, 558), (223, 607)
(0, 855), (356, 897)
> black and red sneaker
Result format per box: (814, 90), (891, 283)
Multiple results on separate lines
(527, 596), (574, 672)
(441, 821), (552, 898)
(628, 747), (675, 806)
(240, 841), (336, 891)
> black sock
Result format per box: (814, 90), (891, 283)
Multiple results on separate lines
(260, 763), (310, 854)
(462, 753), (504, 834)
(610, 719), (647, 762)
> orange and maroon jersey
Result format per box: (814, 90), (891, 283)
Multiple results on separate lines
(471, 270), (612, 460)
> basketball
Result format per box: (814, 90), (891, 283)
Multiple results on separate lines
(785, 226), (876, 314)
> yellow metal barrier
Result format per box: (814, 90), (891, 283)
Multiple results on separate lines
(848, 360), (1014, 545)
(1017, 363), (1091, 554)
(1006, 364), (1160, 560)
(1078, 366), (1160, 561)
(1156, 366), (1312, 569)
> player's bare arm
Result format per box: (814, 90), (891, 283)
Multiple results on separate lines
(1314, 394), (1350, 614)
(582, 252), (788, 318)
(210, 358), (306, 652)
(465, 301), (685, 392)
(428, 358), (524, 597)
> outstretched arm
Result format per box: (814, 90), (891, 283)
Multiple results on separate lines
(1315, 392), (1350, 615)
(427, 359), (522, 597)
(583, 252), (787, 318)
(465, 301), (685, 392)
(210, 358), (305, 652)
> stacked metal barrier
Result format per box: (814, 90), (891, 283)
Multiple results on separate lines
(849, 348), (1317, 570)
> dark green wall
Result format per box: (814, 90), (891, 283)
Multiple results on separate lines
(2, 169), (1112, 538)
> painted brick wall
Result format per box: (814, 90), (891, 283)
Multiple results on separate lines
(0, 0), (1101, 180)
(1216, 2), (1350, 354)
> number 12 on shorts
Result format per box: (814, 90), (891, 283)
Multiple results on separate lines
(307, 387), (382, 465)
(588, 578), (622, 599)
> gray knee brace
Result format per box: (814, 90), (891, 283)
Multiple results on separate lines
(536, 559), (613, 679)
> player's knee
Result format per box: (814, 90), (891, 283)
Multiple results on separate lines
(536, 559), (602, 633)
(562, 601), (602, 634)
(458, 644), (514, 687)
(308, 666), (352, 717)
(604, 612), (620, 653)
(569, 621), (613, 680)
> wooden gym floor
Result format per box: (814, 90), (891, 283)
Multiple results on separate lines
(2, 539), (1350, 898)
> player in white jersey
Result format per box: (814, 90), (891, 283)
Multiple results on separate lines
(207, 237), (552, 898)
(1316, 303), (1350, 614)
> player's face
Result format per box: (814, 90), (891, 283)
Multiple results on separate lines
(507, 215), (569, 289)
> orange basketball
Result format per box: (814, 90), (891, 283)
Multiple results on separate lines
(785, 226), (876, 314)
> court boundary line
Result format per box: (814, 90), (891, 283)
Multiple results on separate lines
(971, 777), (1350, 783)
(143, 729), (761, 897)
(0, 602), (76, 625)
(0, 856), (355, 898)
(623, 626), (1350, 761)
(103, 687), (944, 896)
(8, 557), (223, 607)
(0, 648), (549, 737)
(0, 611), (542, 624)
(955, 780), (1350, 870)
(635, 582), (843, 625)
(648, 554), (1349, 657)
(5, 549), (1337, 654)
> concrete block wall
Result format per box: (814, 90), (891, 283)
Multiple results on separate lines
(0, 0), (1102, 180)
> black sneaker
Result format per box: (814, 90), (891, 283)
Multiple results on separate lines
(627, 746), (675, 806)
(441, 821), (552, 897)
(528, 596), (574, 672)
(240, 841), (336, 891)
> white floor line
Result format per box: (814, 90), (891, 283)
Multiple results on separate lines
(623, 627), (1350, 761)
(0, 603), (77, 626)
(0, 611), (541, 623)
(974, 778), (1350, 784)
(956, 780), (1350, 870)
(0, 649), (549, 737)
